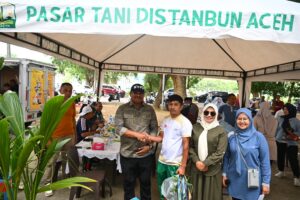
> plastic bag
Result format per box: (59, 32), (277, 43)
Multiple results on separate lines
(161, 175), (192, 200)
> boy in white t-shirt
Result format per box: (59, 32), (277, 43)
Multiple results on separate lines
(147, 94), (192, 199)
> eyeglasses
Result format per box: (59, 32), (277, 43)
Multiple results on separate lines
(203, 111), (216, 117)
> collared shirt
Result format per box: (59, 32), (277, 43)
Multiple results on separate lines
(115, 101), (158, 158)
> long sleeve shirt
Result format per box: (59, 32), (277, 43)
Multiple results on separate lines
(115, 101), (158, 158)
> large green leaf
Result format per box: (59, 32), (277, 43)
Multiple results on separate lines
(15, 135), (44, 188)
(37, 177), (96, 193)
(38, 95), (79, 147)
(0, 119), (10, 177)
(0, 92), (25, 137)
(0, 118), (13, 200)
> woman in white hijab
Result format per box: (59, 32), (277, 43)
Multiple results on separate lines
(189, 103), (228, 200)
(253, 102), (278, 162)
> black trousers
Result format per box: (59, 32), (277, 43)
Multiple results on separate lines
(121, 154), (153, 200)
(276, 141), (299, 178)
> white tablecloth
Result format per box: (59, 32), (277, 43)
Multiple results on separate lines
(76, 140), (122, 173)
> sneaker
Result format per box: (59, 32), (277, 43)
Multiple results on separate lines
(275, 171), (285, 178)
(44, 183), (53, 197)
(294, 178), (300, 187)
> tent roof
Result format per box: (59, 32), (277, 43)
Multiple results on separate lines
(1, 32), (300, 79)
(1, 0), (300, 79)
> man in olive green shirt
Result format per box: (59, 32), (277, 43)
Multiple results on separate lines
(115, 83), (158, 200)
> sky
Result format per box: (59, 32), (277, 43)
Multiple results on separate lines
(0, 42), (52, 63)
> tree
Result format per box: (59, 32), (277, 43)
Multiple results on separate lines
(144, 74), (201, 109)
(52, 58), (136, 89)
(171, 75), (187, 98)
(52, 58), (94, 86)
(104, 71), (136, 84)
(186, 76), (201, 90)
(251, 81), (300, 101)
(144, 74), (161, 93)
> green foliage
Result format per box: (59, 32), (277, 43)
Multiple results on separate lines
(0, 92), (95, 200)
(0, 57), (4, 70)
(144, 74), (172, 93)
(191, 78), (238, 96)
(104, 71), (136, 84)
(52, 58), (94, 86)
(251, 82), (300, 98)
(144, 74), (161, 92)
(52, 57), (136, 87)
(186, 76), (201, 89)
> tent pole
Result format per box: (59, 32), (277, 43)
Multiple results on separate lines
(96, 62), (103, 101)
(241, 72), (247, 107)
(161, 74), (165, 109)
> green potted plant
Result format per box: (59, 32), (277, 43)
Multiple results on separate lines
(0, 58), (95, 200)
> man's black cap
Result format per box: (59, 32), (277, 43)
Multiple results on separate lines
(130, 84), (145, 93)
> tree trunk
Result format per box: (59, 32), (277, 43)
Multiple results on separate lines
(153, 74), (163, 109)
(171, 75), (187, 98)
(85, 73), (94, 87)
(288, 82), (295, 103)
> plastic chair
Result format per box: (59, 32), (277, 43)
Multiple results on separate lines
(67, 146), (112, 200)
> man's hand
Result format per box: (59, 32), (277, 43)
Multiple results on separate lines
(196, 161), (207, 171)
(136, 132), (150, 142)
(135, 145), (151, 156)
(176, 166), (186, 175)
(262, 185), (270, 195)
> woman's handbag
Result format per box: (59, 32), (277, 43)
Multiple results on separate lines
(236, 135), (260, 188)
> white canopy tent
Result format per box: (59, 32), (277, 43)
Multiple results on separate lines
(1, 0), (300, 105)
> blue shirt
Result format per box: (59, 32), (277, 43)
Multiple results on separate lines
(223, 132), (271, 200)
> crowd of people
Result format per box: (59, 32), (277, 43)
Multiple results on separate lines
(42, 82), (299, 200)
(115, 85), (299, 200)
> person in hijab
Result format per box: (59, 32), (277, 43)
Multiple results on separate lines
(189, 103), (228, 200)
(274, 103), (300, 186)
(212, 97), (225, 109)
(253, 102), (278, 164)
(222, 108), (271, 200)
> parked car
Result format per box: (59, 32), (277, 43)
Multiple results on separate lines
(101, 84), (125, 98)
(194, 91), (228, 103)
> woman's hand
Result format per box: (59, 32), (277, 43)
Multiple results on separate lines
(222, 176), (228, 187)
(262, 185), (270, 195)
(196, 161), (207, 171)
